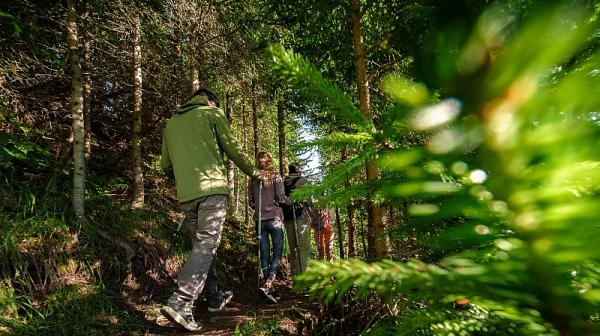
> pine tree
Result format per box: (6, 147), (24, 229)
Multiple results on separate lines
(267, 2), (600, 334)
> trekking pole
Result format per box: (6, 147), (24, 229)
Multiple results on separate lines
(146, 215), (185, 303)
(292, 203), (302, 274)
(284, 228), (289, 265)
(256, 173), (263, 310)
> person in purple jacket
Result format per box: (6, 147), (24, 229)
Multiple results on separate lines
(248, 152), (292, 303)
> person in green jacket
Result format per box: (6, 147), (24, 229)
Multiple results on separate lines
(160, 89), (265, 332)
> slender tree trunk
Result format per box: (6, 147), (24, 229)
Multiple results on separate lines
(277, 100), (286, 175)
(242, 103), (249, 224)
(67, 0), (85, 218)
(235, 173), (240, 216)
(388, 203), (398, 259)
(400, 199), (410, 261)
(82, 0), (91, 168)
(189, 22), (199, 95)
(342, 148), (356, 258)
(131, 18), (144, 209)
(347, 205), (356, 258)
(350, 0), (387, 259)
(360, 206), (367, 259)
(226, 91), (235, 215)
(251, 78), (259, 158)
(335, 207), (345, 259)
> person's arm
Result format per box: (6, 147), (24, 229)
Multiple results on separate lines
(274, 173), (292, 205)
(160, 131), (175, 179)
(214, 109), (260, 179)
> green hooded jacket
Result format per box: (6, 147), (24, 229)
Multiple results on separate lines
(161, 95), (259, 203)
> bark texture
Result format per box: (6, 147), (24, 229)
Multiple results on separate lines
(342, 149), (356, 258)
(82, 0), (92, 167)
(67, 0), (86, 218)
(242, 103), (249, 224)
(252, 78), (259, 158)
(350, 0), (387, 258)
(189, 21), (199, 95)
(226, 91), (235, 214)
(131, 18), (144, 209)
(277, 100), (286, 175)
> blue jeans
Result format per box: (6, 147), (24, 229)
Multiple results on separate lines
(257, 219), (284, 281)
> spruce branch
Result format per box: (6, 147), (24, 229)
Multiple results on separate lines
(266, 44), (375, 134)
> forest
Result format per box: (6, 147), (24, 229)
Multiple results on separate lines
(2, 0), (600, 335)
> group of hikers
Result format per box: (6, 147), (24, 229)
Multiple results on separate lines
(249, 153), (335, 303)
(159, 88), (335, 331)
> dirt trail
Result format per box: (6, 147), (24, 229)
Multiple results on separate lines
(128, 221), (321, 335)
(142, 277), (316, 335)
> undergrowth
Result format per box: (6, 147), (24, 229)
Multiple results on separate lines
(234, 315), (281, 336)
(0, 163), (188, 335)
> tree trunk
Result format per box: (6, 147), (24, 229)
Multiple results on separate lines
(347, 205), (356, 258)
(335, 207), (345, 259)
(82, 0), (92, 168)
(360, 206), (367, 259)
(67, 0), (85, 218)
(388, 203), (397, 260)
(235, 173), (241, 216)
(189, 22), (199, 95)
(277, 100), (286, 175)
(349, 0), (387, 259)
(131, 18), (144, 210)
(251, 78), (259, 158)
(226, 91), (235, 215)
(342, 149), (356, 258)
(242, 102), (249, 224)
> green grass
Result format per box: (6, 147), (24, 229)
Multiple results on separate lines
(234, 315), (281, 336)
(0, 171), (186, 335)
(0, 283), (147, 335)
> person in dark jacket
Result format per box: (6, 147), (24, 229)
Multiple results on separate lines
(283, 163), (313, 277)
(160, 89), (265, 332)
(248, 152), (291, 303)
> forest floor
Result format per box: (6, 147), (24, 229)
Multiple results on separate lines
(142, 278), (316, 335)
(128, 221), (322, 336)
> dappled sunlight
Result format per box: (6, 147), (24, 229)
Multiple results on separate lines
(284, 2), (600, 335)
(381, 75), (430, 106)
(410, 98), (462, 131)
(3, 0), (600, 334)
(468, 169), (487, 184)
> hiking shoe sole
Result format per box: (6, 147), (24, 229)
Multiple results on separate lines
(160, 305), (202, 332)
(208, 291), (233, 312)
(260, 287), (277, 303)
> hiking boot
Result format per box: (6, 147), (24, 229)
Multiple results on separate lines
(260, 283), (277, 303)
(272, 288), (281, 301)
(208, 290), (233, 313)
(160, 301), (201, 332)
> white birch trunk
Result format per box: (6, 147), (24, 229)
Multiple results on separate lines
(67, 0), (86, 218)
(131, 19), (144, 209)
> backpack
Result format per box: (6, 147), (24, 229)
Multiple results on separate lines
(281, 177), (304, 221)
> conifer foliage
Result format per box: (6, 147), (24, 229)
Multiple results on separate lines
(269, 2), (600, 335)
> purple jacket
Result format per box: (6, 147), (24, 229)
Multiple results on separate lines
(248, 172), (291, 221)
